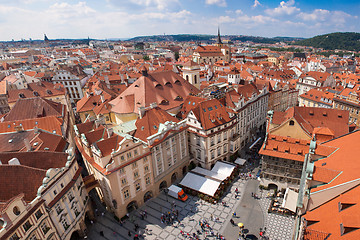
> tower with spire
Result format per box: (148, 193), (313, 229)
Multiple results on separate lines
(217, 27), (223, 47)
(44, 34), (49, 42)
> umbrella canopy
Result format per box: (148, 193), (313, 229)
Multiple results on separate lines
(238, 223), (244, 227)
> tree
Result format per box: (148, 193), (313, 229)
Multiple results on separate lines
(143, 55), (150, 61)
(174, 52), (179, 61)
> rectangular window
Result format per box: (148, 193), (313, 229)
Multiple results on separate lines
(127, 152), (132, 159)
(132, 162), (137, 168)
(121, 178), (127, 185)
(143, 156), (148, 163)
(9, 233), (20, 240)
(134, 171), (139, 178)
(55, 204), (63, 215)
(23, 221), (32, 232)
(35, 210), (43, 220)
(120, 155), (125, 161)
(145, 176), (151, 185)
(144, 165), (149, 172)
(67, 190), (75, 202)
(134, 149), (138, 156)
(123, 189), (129, 199)
(61, 218), (70, 231)
(135, 182), (141, 191)
(41, 222), (50, 235)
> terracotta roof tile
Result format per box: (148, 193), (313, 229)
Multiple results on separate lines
(134, 107), (179, 142)
(4, 97), (65, 121)
(110, 70), (200, 114)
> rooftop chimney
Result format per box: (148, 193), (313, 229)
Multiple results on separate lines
(24, 138), (32, 151)
(138, 106), (146, 119)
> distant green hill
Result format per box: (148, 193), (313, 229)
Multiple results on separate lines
(127, 34), (303, 44)
(295, 32), (360, 51)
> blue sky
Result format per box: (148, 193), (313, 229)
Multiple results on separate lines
(0, 0), (359, 40)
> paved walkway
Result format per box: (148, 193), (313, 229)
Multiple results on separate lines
(222, 179), (264, 239)
(85, 177), (248, 240)
(84, 174), (295, 240)
(257, 190), (295, 240)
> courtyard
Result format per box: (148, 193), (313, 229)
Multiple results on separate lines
(84, 167), (296, 240)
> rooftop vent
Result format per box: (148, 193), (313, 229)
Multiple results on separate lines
(8, 158), (20, 165)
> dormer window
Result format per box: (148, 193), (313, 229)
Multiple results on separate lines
(33, 91), (40, 96)
(19, 93), (25, 98)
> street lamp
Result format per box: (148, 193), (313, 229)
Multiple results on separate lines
(163, 188), (169, 202)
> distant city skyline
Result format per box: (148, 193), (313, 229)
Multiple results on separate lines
(0, 0), (359, 41)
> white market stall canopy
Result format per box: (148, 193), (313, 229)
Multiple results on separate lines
(180, 172), (221, 197)
(282, 188), (299, 213)
(211, 161), (236, 177)
(235, 158), (247, 166)
(191, 167), (228, 182)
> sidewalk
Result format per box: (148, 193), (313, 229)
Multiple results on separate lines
(222, 179), (264, 240)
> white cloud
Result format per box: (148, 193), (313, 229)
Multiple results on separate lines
(265, 0), (299, 16)
(253, 0), (261, 8)
(235, 9), (243, 15)
(218, 15), (235, 23)
(297, 9), (356, 28)
(128, 0), (179, 10)
(205, 0), (227, 7)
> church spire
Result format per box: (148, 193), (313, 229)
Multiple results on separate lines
(217, 27), (222, 44)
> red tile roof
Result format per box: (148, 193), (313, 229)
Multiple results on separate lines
(110, 70), (200, 114)
(189, 98), (233, 131)
(134, 106), (179, 142)
(271, 107), (349, 140)
(0, 165), (46, 203)
(7, 82), (65, 104)
(0, 116), (63, 134)
(4, 97), (66, 121)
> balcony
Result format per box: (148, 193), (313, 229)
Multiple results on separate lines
(230, 133), (240, 142)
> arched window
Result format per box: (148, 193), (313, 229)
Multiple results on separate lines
(289, 120), (295, 126)
(186, 75), (189, 81)
(194, 75), (197, 84)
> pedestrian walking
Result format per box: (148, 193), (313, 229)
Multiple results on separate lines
(233, 212), (237, 217)
(144, 210), (147, 218)
(128, 231), (131, 237)
(230, 219), (235, 225)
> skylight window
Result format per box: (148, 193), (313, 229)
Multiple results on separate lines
(153, 125), (157, 129)
(208, 107), (213, 111)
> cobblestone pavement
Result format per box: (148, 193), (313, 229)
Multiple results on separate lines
(84, 175), (296, 240)
(85, 177), (248, 240)
(256, 190), (296, 240)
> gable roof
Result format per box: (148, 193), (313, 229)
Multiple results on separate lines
(134, 107), (179, 142)
(271, 107), (349, 140)
(189, 98), (233, 131)
(4, 97), (65, 121)
(109, 70), (200, 114)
